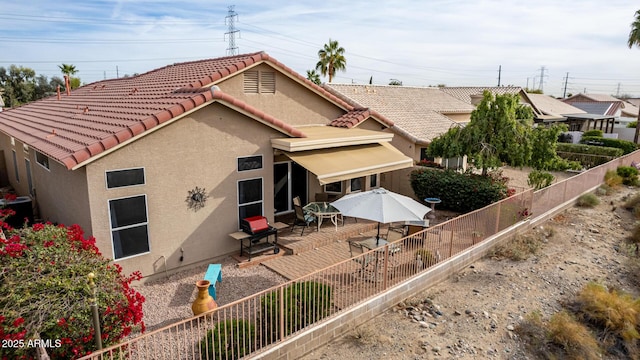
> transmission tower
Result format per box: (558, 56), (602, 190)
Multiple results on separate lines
(225, 6), (240, 56)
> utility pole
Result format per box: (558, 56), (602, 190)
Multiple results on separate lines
(526, 77), (529, 89)
(497, 65), (501, 86)
(562, 72), (569, 98)
(225, 5), (240, 56)
(538, 66), (546, 92)
(616, 83), (621, 97)
(116, 66), (119, 78)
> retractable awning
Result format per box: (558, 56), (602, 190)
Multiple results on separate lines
(283, 142), (413, 185)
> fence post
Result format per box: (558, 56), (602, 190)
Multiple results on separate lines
(382, 245), (389, 289)
(87, 273), (103, 351)
(279, 286), (285, 341)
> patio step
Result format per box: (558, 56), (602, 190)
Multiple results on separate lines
(276, 219), (378, 255)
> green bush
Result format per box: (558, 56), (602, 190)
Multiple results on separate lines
(582, 129), (604, 137)
(415, 249), (435, 267)
(617, 166), (639, 186)
(410, 168), (508, 213)
(576, 193), (600, 208)
(528, 170), (554, 190)
(605, 170), (624, 188)
(580, 136), (638, 155)
(200, 319), (255, 360)
(260, 281), (332, 343)
(556, 143), (623, 168)
(627, 121), (637, 129)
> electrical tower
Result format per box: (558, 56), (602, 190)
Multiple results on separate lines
(538, 66), (547, 92)
(225, 6), (240, 56)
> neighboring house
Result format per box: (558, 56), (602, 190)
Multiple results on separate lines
(323, 84), (476, 196)
(561, 93), (636, 139)
(0, 52), (413, 277)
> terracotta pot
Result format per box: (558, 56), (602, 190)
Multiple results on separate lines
(191, 280), (217, 316)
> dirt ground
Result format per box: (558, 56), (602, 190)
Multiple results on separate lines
(301, 168), (640, 360)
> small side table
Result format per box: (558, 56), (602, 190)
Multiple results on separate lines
(424, 198), (441, 220)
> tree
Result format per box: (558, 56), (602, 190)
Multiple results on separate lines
(428, 91), (534, 175)
(58, 63), (81, 90)
(0, 65), (36, 107)
(306, 69), (321, 85)
(627, 9), (640, 143)
(389, 79), (402, 86)
(315, 39), (346, 83)
(0, 212), (145, 359)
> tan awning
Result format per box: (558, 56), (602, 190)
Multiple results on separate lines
(283, 142), (413, 185)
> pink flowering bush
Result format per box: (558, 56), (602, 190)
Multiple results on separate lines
(0, 219), (145, 359)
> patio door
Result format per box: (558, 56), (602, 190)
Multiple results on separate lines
(274, 161), (307, 215)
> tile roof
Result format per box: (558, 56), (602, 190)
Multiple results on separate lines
(526, 93), (586, 116)
(440, 86), (524, 104)
(565, 93), (621, 103)
(0, 52), (356, 170)
(564, 101), (620, 116)
(323, 84), (471, 144)
(328, 108), (394, 128)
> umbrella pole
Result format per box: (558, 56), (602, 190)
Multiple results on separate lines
(376, 223), (381, 245)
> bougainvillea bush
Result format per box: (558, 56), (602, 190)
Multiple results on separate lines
(0, 212), (145, 359)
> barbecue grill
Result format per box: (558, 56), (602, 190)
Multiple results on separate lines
(238, 216), (279, 260)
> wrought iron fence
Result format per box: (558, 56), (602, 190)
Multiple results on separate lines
(80, 151), (640, 360)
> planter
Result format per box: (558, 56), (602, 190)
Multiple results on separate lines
(191, 280), (217, 316)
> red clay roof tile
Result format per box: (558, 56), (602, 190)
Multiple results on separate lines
(0, 52), (316, 169)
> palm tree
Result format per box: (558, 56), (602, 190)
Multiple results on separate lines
(58, 64), (78, 77)
(628, 9), (640, 143)
(306, 69), (321, 85)
(315, 39), (346, 83)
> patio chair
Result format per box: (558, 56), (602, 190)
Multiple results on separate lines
(384, 229), (404, 255)
(291, 196), (316, 235)
(348, 240), (375, 278)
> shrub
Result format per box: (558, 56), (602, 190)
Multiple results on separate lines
(260, 281), (332, 343)
(410, 168), (508, 213)
(547, 311), (601, 360)
(527, 170), (554, 190)
(556, 143), (623, 168)
(604, 170), (623, 188)
(200, 319), (255, 360)
(583, 129), (604, 137)
(617, 166), (639, 186)
(0, 222), (145, 359)
(572, 283), (640, 357)
(415, 249), (435, 267)
(490, 233), (541, 261)
(628, 121), (637, 129)
(580, 136), (638, 154)
(576, 193), (600, 208)
(624, 193), (640, 212)
(628, 223), (640, 245)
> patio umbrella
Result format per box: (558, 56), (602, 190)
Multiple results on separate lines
(330, 188), (432, 244)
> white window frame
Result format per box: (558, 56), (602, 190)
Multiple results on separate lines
(109, 194), (150, 260)
(237, 154), (263, 172)
(349, 177), (364, 193)
(324, 181), (343, 194)
(35, 151), (50, 171)
(105, 167), (146, 190)
(237, 177), (264, 228)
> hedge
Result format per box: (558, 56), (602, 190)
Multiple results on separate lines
(579, 136), (638, 154)
(410, 168), (508, 213)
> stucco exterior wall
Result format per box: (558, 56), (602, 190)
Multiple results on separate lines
(217, 63), (345, 126)
(443, 113), (471, 123)
(0, 134), (91, 231)
(85, 103), (281, 276)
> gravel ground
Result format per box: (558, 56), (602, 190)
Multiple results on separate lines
(134, 256), (287, 331)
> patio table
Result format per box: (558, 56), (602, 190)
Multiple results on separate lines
(303, 202), (341, 232)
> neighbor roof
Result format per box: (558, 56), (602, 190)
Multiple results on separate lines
(526, 93), (586, 116)
(440, 86), (524, 104)
(324, 84), (473, 144)
(0, 52), (361, 170)
(567, 102), (621, 116)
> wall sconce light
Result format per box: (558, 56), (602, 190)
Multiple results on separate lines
(186, 186), (208, 211)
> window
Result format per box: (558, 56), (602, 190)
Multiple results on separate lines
(369, 174), (379, 188)
(350, 177), (363, 192)
(106, 168), (145, 189)
(25, 159), (34, 197)
(420, 148), (434, 162)
(12, 150), (19, 182)
(325, 181), (342, 194)
(109, 195), (149, 259)
(237, 155), (263, 172)
(238, 178), (263, 224)
(35, 151), (50, 170)
(243, 70), (276, 94)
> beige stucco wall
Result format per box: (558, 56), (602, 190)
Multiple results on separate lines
(218, 63), (345, 126)
(85, 103), (281, 276)
(443, 113), (471, 123)
(0, 134), (91, 231)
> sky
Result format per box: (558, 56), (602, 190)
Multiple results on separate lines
(1, 0), (640, 98)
